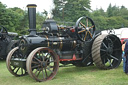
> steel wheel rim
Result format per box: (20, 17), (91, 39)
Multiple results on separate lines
(100, 35), (122, 69)
(6, 47), (27, 76)
(26, 47), (59, 82)
(92, 34), (122, 69)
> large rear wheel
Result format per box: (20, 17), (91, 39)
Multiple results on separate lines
(91, 34), (122, 69)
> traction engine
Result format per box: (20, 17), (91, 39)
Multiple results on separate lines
(6, 4), (122, 82)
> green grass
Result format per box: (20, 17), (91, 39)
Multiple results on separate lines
(1, 60), (128, 85)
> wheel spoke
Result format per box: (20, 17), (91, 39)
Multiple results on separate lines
(86, 18), (88, 27)
(46, 67), (53, 73)
(89, 25), (94, 30)
(109, 55), (118, 61)
(34, 69), (38, 75)
(46, 53), (50, 58)
(78, 29), (86, 34)
(45, 68), (48, 78)
(36, 70), (41, 77)
(33, 56), (41, 63)
(80, 22), (86, 28)
(32, 61), (40, 64)
(107, 58), (113, 66)
(102, 42), (108, 49)
(84, 31), (88, 40)
(38, 51), (42, 61)
(15, 67), (20, 74)
(100, 49), (107, 52)
(87, 31), (92, 38)
(42, 68), (45, 79)
(32, 65), (41, 69)
(12, 67), (16, 71)
(21, 68), (23, 75)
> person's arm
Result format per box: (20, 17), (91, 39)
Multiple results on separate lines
(122, 44), (125, 52)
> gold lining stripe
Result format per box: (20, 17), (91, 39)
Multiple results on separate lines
(44, 35), (49, 47)
(27, 6), (37, 8)
(73, 41), (76, 49)
(59, 37), (63, 50)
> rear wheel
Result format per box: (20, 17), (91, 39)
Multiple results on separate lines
(91, 34), (122, 69)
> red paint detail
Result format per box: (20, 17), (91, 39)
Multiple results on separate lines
(70, 29), (75, 32)
(59, 54), (82, 61)
(73, 54), (76, 60)
(59, 58), (82, 61)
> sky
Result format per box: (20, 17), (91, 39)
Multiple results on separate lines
(91, 0), (128, 11)
(0, 0), (128, 13)
(0, 0), (54, 13)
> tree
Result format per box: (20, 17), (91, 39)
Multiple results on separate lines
(91, 8), (107, 17)
(0, 1), (47, 35)
(36, 12), (47, 30)
(119, 6), (128, 19)
(52, 0), (91, 22)
(107, 4), (113, 17)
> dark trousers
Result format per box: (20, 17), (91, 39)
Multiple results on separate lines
(125, 55), (128, 73)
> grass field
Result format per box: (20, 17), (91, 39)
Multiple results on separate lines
(0, 60), (128, 85)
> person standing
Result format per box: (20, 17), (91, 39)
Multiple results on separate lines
(124, 40), (128, 74)
(122, 40), (127, 72)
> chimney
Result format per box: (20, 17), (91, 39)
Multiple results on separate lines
(27, 4), (37, 35)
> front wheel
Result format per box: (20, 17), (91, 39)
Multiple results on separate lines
(6, 47), (27, 76)
(26, 47), (59, 82)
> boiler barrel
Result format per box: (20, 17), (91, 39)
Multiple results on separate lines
(42, 36), (77, 51)
(19, 35), (77, 53)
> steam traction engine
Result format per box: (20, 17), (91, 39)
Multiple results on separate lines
(6, 4), (122, 82)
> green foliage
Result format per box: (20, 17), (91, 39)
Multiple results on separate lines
(0, 1), (46, 35)
(92, 4), (128, 30)
(52, 0), (91, 22)
(36, 12), (47, 30)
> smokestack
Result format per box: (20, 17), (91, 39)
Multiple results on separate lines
(27, 4), (37, 35)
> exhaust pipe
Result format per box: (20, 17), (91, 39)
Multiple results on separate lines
(27, 4), (37, 35)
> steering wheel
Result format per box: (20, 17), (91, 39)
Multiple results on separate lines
(75, 16), (95, 42)
(0, 25), (8, 34)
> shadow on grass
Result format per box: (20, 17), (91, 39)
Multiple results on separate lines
(57, 64), (100, 77)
